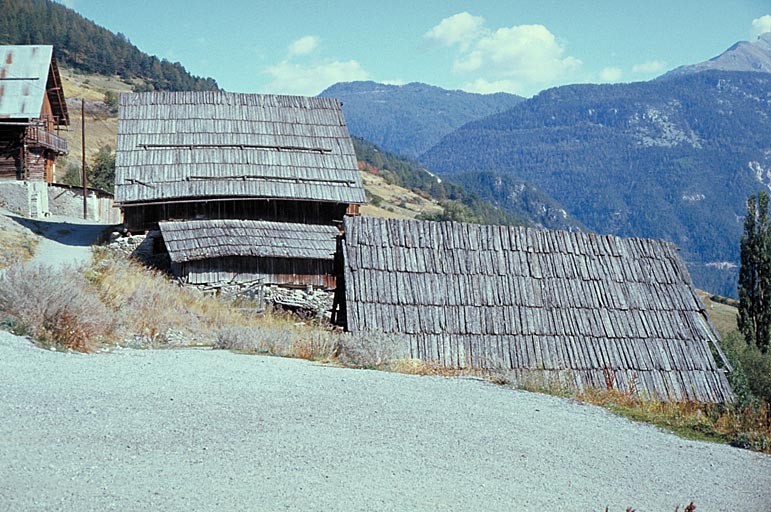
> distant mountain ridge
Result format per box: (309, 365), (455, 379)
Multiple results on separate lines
(663, 33), (771, 77)
(320, 81), (523, 158)
(421, 70), (771, 297)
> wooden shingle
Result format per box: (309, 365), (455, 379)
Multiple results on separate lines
(343, 217), (734, 403)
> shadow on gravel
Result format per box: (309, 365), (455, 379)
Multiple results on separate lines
(7, 214), (114, 247)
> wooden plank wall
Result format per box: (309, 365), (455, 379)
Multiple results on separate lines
(176, 256), (335, 289)
(0, 126), (23, 179)
(122, 199), (348, 232)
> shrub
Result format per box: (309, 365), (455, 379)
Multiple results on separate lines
(0, 264), (113, 351)
(740, 347), (771, 405)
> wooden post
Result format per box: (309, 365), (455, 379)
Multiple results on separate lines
(81, 98), (86, 220)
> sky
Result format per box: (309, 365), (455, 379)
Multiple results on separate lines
(57, 0), (771, 98)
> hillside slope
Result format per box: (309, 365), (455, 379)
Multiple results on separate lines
(320, 81), (523, 158)
(422, 70), (771, 297)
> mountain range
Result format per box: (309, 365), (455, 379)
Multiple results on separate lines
(663, 32), (771, 77)
(329, 36), (771, 297)
(319, 81), (523, 158)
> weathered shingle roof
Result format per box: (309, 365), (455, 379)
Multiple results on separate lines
(343, 216), (733, 402)
(115, 91), (365, 205)
(0, 45), (68, 124)
(159, 219), (339, 263)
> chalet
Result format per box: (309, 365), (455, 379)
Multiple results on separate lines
(0, 45), (68, 183)
(115, 91), (365, 288)
(339, 216), (734, 402)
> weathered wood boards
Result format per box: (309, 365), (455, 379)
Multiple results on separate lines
(343, 217), (734, 402)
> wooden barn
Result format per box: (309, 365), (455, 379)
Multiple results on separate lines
(0, 45), (69, 182)
(338, 216), (734, 402)
(114, 91), (365, 288)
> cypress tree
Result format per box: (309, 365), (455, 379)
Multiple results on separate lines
(738, 191), (771, 353)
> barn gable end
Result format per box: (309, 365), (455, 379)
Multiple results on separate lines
(342, 216), (733, 403)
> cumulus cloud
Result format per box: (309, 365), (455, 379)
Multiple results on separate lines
(288, 35), (319, 57)
(426, 13), (581, 96)
(751, 15), (771, 38)
(424, 12), (485, 50)
(599, 67), (623, 82)
(632, 60), (667, 74)
(452, 24), (581, 88)
(263, 60), (370, 96)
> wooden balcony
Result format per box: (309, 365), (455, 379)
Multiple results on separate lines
(25, 126), (68, 155)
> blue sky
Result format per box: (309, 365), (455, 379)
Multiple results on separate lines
(58, 0), (771, 97)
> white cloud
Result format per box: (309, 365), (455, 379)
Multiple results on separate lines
(288, 35), (320, 57)
(451, 23), (581, 91)
(751, 15), (771, 39)
(424, 12), (485, 50)
(263, 60), (370, 96)
(599, 67), (623, 82)
(462, 78), (523, 95)
(632, 60), (667, 74)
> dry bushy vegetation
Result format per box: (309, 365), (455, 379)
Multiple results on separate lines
(0, 249), (278, 351)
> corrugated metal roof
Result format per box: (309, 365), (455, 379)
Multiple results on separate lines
(115, 91), (365, 205)
(0, 45), (53, 120)
(343, 217), (733, 403)
(159, 219), (339, 262)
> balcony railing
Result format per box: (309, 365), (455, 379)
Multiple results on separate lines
(25, 126), (68, 154)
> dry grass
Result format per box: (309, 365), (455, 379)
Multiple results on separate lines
(697, 290), (738, 338)
(0, 264), (112, 352)
(571, 388), (771, 453)
(87, 247), (265, 346)
(215, 322), (338, 361)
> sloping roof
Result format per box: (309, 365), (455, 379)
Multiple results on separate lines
(115, 91), (365, 206)
(159, 219), (339, 263)
(0, 45), (69, 124)
(343, 216), (733, 402)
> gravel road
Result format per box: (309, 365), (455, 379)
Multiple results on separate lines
(0, 207), (111, 268)
(1, 331), (769, 511)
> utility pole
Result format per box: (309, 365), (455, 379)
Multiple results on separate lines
(81, 98), (87, 220)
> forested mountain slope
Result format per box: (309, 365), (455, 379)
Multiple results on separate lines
(0, 0), (218, 91)
(421, 71), (771, 297)
(353, 138), (582, 230)
(320, 81), (523, 158)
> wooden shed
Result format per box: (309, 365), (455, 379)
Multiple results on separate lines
(114, 91), (365, 232)
(159, 219), (339, 288)
(339, 216), (734, 402)
(0, 45), (69, 182)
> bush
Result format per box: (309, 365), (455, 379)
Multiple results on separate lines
(721, 330), (771, 406)
(0, 264), (113, 351)
(740, 347), (771, 405)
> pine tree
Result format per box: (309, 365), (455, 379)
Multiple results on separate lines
(738, 191), (771, 353)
